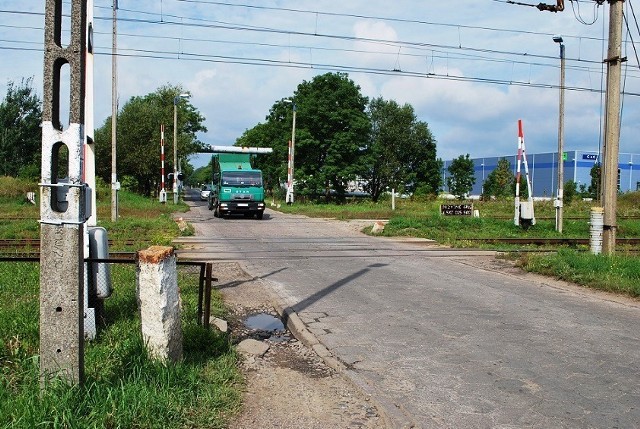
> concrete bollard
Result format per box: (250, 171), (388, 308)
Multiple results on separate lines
(589, 207), (604, 255)
(136, 246), (182, 363)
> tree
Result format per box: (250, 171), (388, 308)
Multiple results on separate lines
(94, 84), (207, 196)
(236, 117), (289, 197)
(362, 97), (440, 202)
(292, 73), (370, 201)
(482, 158), (514, 199)
(236, 72), (370, 202)
(410, 122), (443, 197)
(446, 154), (475, 200)
(588, 163), (601, 200)
(564, 180), (577, 205)
(0, 78), (42, 178)
(191, 164), (213, 188)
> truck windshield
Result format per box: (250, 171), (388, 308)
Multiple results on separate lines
(222, 171), (262, 187)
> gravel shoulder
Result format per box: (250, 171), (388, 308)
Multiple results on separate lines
(213, 262), (389, 429)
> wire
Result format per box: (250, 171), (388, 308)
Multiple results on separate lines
(4, 3), (640, 96)
(569, 0), (602, 25)
(7, 39), (639, 98)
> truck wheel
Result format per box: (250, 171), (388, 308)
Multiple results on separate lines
(256, 211), (264, 220)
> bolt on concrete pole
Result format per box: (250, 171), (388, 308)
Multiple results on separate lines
(601, 0), (624, 254)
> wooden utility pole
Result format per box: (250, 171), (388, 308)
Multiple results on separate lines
(601, 0), (624, 254)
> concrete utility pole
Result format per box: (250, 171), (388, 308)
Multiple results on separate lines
(40, 0), (89, 385)
(173, 94), (189, 204)
(111, 0), (120, 222)
(85, 0), (96, 226)
(284, 99), (296, 204)
(554, 36), (565, 233)
(111, 0), (118, 221)
(601, 0), (624, 254)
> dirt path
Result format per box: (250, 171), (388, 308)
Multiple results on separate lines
(213, 262), (389, 429)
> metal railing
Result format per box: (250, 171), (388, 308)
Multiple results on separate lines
(0, 256), (217, 328)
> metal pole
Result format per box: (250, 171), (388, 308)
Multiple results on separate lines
(161, 124), (165, 192)
(160, 124), (166, 203)
(555, 38), (565, 233)
(173, 98), (178, 204)
(515, 120), (524, 226)
(601, 1), (624, 254)
(111, 0), (118, 221)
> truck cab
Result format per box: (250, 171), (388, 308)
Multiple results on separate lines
(207, 152), (266, 219)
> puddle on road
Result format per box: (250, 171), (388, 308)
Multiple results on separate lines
(243, 313), (290, 342)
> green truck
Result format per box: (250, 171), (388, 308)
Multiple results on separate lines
(207, 146), (272, 219)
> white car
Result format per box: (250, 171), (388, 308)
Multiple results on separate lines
(200, 185), (212, 201)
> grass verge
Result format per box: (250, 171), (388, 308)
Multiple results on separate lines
(517, 249), (640, 297)
(0, 262), (242, 428)
(1, 179), (241, 428)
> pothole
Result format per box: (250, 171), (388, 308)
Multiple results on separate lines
(243, 312), (291, 343)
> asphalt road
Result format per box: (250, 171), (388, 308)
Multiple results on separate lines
(177, 191), (640, 428)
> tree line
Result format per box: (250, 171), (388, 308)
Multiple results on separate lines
(235, 72), (442, 202)
(1, 73), (446, 202)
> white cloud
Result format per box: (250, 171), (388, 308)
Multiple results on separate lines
(1, 0), (637, 165)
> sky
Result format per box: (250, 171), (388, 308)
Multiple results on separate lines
(1, 0), (639, 169)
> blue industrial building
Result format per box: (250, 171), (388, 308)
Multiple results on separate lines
(442, 151), (640, 198)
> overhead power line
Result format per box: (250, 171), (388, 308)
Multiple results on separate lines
(2, 3), (639, 94)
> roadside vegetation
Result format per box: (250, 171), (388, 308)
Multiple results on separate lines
(275, 192), (640, 298)
(0, 177), (241, 428)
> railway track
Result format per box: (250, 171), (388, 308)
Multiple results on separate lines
(461, 237), (640, 246)
(1, 237), (638, 260)
(0, 238), (143, 249)
(0, 238), (147, 259)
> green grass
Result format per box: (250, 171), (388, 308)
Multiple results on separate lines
(0, 178), (241, 428)
(517, 250), (640, 297)
(0, 262), (242, 429)
(0, 177), (192, 245)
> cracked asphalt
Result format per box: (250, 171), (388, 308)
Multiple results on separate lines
(177, 193), (640, 428)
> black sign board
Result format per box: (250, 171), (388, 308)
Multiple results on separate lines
(440, 204), (473, 216)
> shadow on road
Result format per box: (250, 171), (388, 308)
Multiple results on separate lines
(284, 263), (388, 317)
(216, 267), (289, 290)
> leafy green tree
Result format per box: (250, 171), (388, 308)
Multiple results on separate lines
(362, 97), (440, 202)
(564, 180), (577, 205)
(292, 73), (370, 201)
(0, 78), (42, 178)
(94, 84), (207, 196)
(236, 112), (291, 196)
(411, 123), (443, 197)
(236, 72), (369, 202)
(482, 158), (514, 199)
(191, 164), (213, 188)
(446, 154), (475, 200)
(588, 163), (601, 200)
